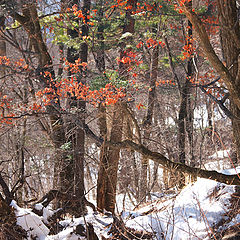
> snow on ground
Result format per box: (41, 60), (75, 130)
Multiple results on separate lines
(12, 167), (240, 240)
(209, 150), (230, 160)
(124, 178), (236, 239)
(11, 200), (50, 240)
(204, 149), (231, 171)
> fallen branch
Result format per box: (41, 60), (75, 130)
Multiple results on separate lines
(80, 121), (240, 186)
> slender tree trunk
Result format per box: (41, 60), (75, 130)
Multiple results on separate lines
(177, 2), (194, 186)
(0, 16), (6, 78)
(178, 19), (193, 165)
(140, 45), (159, 202)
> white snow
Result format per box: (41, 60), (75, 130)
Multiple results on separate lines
(209, 150), (230, 160)
(124, 178), (236, 239)
(11, 200), (50, 240)
(10, 168), (240, 240)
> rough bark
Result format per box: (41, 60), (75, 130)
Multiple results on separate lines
(104, 104), (124, 213)
(97, 104), (108, 212)
(217, 0), (240, 163)
(60, 0), (91, 216)
(94, 0), (113, 212)
(97, 0), (137, 213)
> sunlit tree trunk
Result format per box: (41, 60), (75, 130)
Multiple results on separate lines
(97, 0), (137, 213)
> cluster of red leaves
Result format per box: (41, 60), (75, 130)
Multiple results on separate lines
(134, 2), (163, 15)
(64, 58), (88, 73)
(65, 4), (94, 26)
(36, 77), (126, 107)
(136, 39), (165, 49)
(0, 94), (15, 124)
(136, 103), (144, 110)
(0, 56), (29, 70)
(105, 1), (163, 17)
(156, 79), (176, 86)
(118, 51), (143, 66)
(181, 37), (196, 60)
(110, 0), (127, 9)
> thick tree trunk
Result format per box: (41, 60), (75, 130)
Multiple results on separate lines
(94, 0), (111, 212)
(97, 0), (137, 213)
(105, 104), (124, 213)
(97, 105), (108, 211)
(217, 0), (240, 163)
(97, 104), (124, 213)
(60, 0), (91, 216)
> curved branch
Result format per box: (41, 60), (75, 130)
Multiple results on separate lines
(81, 121), (240, 186)
(178, 1), (240, 110)
(104, 139), (240, 185)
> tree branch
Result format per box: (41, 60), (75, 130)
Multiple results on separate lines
(178, 1), (240, 110)
(79, 121), (240, 186)
(0, 172), (13, 204)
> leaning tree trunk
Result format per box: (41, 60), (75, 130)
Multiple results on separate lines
(177, 0), (240, 163)
(15, 3), (67, 188)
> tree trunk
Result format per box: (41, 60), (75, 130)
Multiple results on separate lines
(178, 0), (240, 162)
(140, 45), (159, 202)
(97, 0), (137, 213)
(60, 0), (91, 216)
(217, 0), (240, 163)
(177, 3), (195, 186)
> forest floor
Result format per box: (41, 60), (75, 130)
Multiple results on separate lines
(11, 167), (240, 239)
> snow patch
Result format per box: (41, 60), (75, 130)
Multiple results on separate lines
(11, 200), (49, 240)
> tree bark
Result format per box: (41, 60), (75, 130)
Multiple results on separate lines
(61, 0), (91, 216)
(217, 0), (240, 163)
(97, 0), (137, 213)
(140, 45), (159, 202)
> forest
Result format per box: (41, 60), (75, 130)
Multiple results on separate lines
(0, 0), (240, 239)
